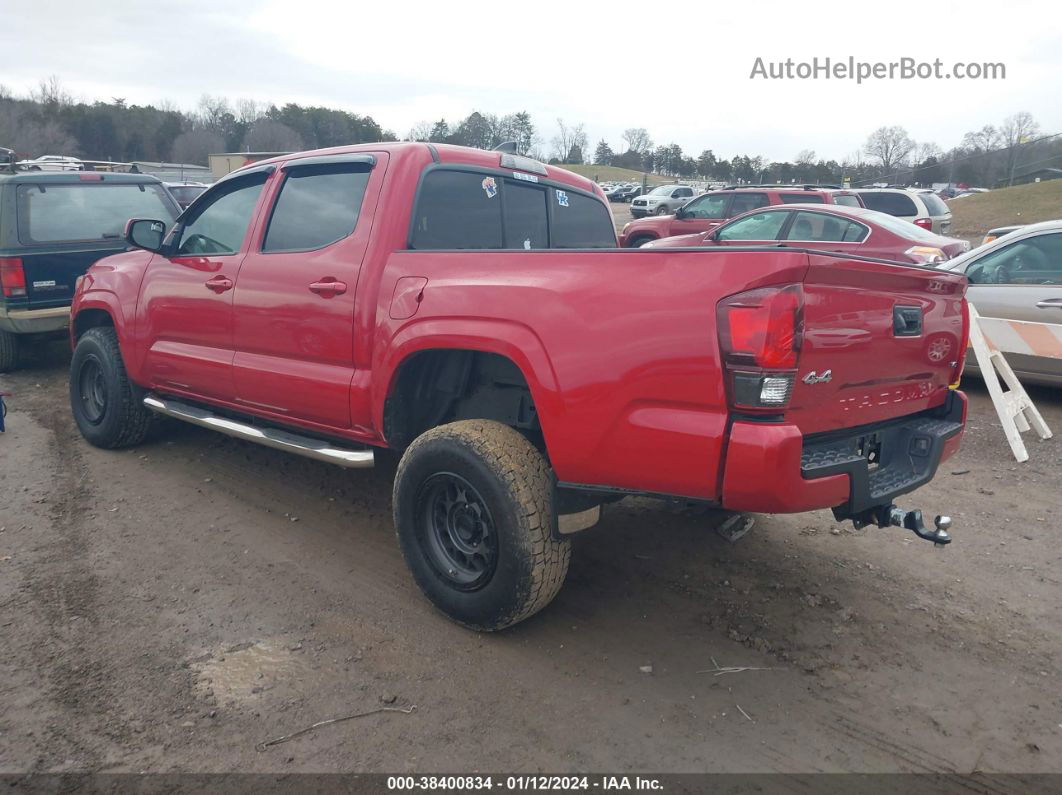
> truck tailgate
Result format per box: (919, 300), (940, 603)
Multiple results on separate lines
(19, 246), (125, 309)
(787, 254), (967, 435)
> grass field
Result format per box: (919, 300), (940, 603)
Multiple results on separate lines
(556, 163), (671, 185)
(948, 179), (1062, 240)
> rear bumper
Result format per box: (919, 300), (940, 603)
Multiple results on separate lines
(0, 305), (71, 335)
(721, 391), (966, 514)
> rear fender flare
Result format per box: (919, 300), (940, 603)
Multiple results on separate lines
(376, 317), (562, 447)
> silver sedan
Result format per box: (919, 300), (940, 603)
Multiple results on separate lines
(938, 219), (1062, 386)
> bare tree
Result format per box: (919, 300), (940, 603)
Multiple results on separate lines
(1000, 111), (1040, 185)
(622, 127), (653, 153)
(243, 119), (303, 152)
(172, 129), (225, 165)
(550, 119), (587, 162)
(235, 98), (265, 125)
(197, 94), (233, 132)
(407, 121), (433, 141)
(864, 126), (916, 174)
(0, 102), (77, 157)
(31, 75), (73, 108)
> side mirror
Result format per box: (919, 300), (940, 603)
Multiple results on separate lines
(674, 208), (687, 220)
(125, 218), (166, 253)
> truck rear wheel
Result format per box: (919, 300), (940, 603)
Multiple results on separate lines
(393, 420), (571, 631)
(69, 327), (155, 449)
(0, 330), (19, 373)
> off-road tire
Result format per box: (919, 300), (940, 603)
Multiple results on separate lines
(393, 420), (571, 631)
(69, 327), (155, 449)
(0, 330), (19, 373)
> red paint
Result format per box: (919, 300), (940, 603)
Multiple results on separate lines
(72, 142), (968, 514)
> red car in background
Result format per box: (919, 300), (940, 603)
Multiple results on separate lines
(643, 203), (970, 265)
(618, 185), (864, 248)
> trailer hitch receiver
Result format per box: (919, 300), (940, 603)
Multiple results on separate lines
(848, 504), (952, 546)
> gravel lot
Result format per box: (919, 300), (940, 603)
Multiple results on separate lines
(1, 336), (1060, 776)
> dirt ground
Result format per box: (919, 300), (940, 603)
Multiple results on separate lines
(1, 340), (1061, 776)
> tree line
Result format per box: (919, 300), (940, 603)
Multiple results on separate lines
(0, 77), (1056, 189)
(0, 76), (396, 165)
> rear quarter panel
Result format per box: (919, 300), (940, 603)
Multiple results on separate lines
(373, 248), (812, 499)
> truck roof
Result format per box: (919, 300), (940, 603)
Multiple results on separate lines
(240, 141), (600, 195)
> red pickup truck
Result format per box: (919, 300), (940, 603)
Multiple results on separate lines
(69, 143), (969, 630)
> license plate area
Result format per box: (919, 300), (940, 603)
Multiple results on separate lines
(855, 432), (883, 470)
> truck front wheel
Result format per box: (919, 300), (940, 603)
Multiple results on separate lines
(393, 420), (571, 631)
(69, 327), (155, 449)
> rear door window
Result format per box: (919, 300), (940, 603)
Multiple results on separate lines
(15, 182), (177, 244)
(550, 189), (616, 248)
(727, 192), (770, 216)
(263, 162), (371, 252)
(411, 170), (504, 249)
(785, 211), (869, 242)
(859, 191), (918, 217)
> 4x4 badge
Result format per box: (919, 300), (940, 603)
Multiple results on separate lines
(803, 370), (832, 385)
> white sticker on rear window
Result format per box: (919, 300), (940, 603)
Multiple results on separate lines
(513, 172), (539, 183)
(481, 176), (497, 198)
(556, 190), (569, 207)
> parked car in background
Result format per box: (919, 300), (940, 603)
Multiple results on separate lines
(643, 204), (970, 264)
(0, 171), (181, 371)
(603, 184), (629, 202)
(629, 184), (697, 218)
(856, 188), (953, 235)
(620, 185), (644, 202)
(937, 219), (1062, 386)
(620, 186), (864, 247)
(16, 155), (84, 172)
(164, 181), (209, 209)
(981, 224), (1024, 245)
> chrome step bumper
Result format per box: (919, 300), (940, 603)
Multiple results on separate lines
(143, 395), (374, 469)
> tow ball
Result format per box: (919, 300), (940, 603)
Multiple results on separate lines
(850, 504), (953, 546)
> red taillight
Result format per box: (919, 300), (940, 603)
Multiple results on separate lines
(719, 285), (802, 369)
(913, 218), (934, 230)
(718, 285), (803, 411)
(0, 257), (26, 298)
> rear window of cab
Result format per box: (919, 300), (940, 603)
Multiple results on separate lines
(410, 169), (616, 250)
(14, 181), (178, 245)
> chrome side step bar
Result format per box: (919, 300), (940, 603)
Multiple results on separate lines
(143, 395), (374, 469)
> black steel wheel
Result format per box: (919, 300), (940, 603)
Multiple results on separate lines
(417, 472), (498, 590)
(76, 354), (108, 424)
(69, 326), (156, 449)
(394, 420), (571, 631)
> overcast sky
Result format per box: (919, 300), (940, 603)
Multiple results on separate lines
(2, 0), (1058, 161)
